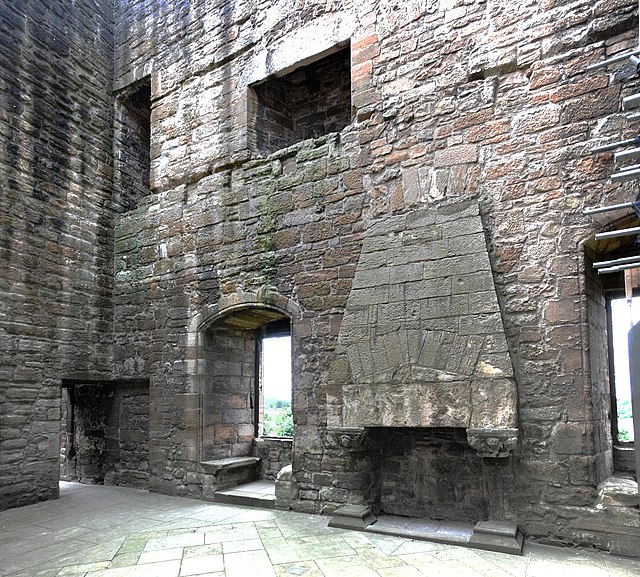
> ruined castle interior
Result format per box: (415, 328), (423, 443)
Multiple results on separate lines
(2, 0), (640, 558)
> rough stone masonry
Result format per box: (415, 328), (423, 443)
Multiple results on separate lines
(2, 0), (640, 557)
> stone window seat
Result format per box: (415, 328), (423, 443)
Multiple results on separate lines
(199, 457), (260, 474)
(198, 457), (261, 491)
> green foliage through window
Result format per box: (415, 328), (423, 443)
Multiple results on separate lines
(617, 399), (634, 442)
(263, 398), (293, 437)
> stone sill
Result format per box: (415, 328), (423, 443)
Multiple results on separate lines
(613, 445), (636, 475)
(249, 131), (344, 164)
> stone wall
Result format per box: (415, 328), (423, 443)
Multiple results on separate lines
(203, 325), (257, 459)
(254, 438), (293, 481)
(109, 0), (640, 553)
(3, 0), (640, 556)
(0, 0), (117, 510)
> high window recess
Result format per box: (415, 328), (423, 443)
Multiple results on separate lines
(248, 44), (352, 155)
(114, 80), (151, 211)
(258, 320), (292, 438)
(609, 295), (640, 443)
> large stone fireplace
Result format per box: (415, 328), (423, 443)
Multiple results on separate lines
(328, 199), (519, 521)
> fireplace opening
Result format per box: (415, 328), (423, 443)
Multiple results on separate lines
(365, 427), (489, 522)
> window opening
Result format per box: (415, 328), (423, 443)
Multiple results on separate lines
(249, 45), (352, 155)
(259, 321), (292, 438)
(202, 309), (292, 460)
(609, 295), (640, 442)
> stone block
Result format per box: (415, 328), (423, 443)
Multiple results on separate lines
(551, 422), (588, 455)
(328, 505), (377, 530)
(434, 144), (479, 167)
(596, 476), (639, 508)
(469, 521), (523, 555)
(610, 533), (640, 557)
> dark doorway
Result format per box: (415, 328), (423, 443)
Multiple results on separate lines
(60, 379), (150, 488)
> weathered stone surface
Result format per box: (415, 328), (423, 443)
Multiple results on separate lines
(0, 0), (116, 510)
(596, 476), (639, 508)
(328, 504), (377, 529)
(254, 438), (293, 481)
(4, 0), (640, 560)
(339, 200), (518, 449)
(469, 521), (524, 555)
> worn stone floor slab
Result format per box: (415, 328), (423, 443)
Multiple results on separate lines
(365, 514), (473, 545)
(0, 482), (639, 577)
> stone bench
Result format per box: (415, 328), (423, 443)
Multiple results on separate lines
(199, 457), (261, 495)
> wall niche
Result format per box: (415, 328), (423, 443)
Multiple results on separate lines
(248, 44), (351, 155)
(60, 379), (149, 489)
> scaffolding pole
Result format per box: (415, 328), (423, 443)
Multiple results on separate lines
(595, 226), (640, 240)
(586, 48), (640, 70)
(583, 202), (638, 215)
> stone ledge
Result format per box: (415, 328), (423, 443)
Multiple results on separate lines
(328, 513), (523, 556)
(199, 457), (262, 496)
(199, 457), (261, 474)
(595, 475), (639, 508)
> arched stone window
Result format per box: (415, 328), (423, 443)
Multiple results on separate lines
(200, 306), (292, 460)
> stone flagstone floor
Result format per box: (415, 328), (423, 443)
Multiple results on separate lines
(1, 482), (639, 577)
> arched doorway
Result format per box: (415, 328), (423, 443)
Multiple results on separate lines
(199, 305), (294, 495)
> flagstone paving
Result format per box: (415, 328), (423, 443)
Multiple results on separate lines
(1, 482), (639, 577)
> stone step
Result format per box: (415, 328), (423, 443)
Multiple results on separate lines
(328, 507), (523, 556)
(213, 480), (276, 509)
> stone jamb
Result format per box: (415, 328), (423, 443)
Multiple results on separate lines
(579, 233), (625, 484)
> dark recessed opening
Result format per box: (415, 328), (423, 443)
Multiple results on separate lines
(60, 379), (150, 489)
(249, 45), (352, 155)
(115, 81), (151, 211)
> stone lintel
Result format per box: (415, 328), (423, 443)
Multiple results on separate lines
(469, 521), (524, 555)
(466, 427), (519, 458)
(328, 505), (377, 530)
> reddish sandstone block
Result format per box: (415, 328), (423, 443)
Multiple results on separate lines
(352, 33), (379, 51)
(529, 66), (562, 90)
(544, 299), (580, 323)
(434, 144), (479, 167)
(214, 424), (237, 443)
(352, 42), (381, 66)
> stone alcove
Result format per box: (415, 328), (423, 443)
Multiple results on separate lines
(187, 291), (301, 496)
